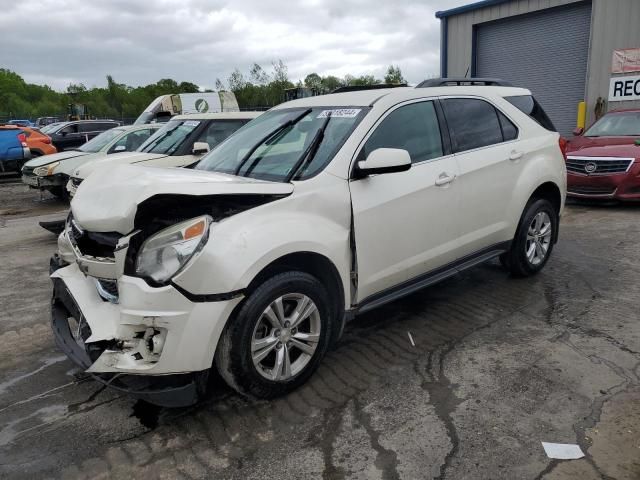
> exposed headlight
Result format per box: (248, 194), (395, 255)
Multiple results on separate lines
(135, 216), (211, 283)
(34, 161), (60, 176)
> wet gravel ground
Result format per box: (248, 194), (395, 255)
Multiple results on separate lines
(0, 179), (639, 479)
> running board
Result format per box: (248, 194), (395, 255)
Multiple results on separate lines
(355, 242), (510, 315)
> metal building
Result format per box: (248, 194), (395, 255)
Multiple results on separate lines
(436, 0), (640, 135)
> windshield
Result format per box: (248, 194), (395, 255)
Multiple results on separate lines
(196, 107), (366, 182)
(77, 128), (125, 152)
(585, 112), (640, 137)
(139, 119), (201, 155)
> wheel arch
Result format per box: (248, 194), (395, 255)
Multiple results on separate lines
(245, 251), (346, 345)
(527, 181), (562, 243)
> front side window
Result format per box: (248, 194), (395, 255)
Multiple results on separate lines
(140, 119), (201, 155)
(109, 129), (155, 153)
(196, 107), (367, 182)
(584, 111), (640, 137)
(78, 128), (125, 152)
(193, 120), (247, 150)
(359, 101), (444, 163)
(442, 98), (504, 153)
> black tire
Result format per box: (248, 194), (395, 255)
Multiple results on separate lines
(49, 186), (69, 201)
(503, 198), (557, 277)
(215, 271), (334, 399)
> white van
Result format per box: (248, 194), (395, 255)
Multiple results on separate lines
(134, 92), (240, 124)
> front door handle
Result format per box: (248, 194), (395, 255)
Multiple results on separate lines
(435, 173), (456, 186)
(509, 150), (524, 161)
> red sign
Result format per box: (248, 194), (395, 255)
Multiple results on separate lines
(612, 48), (640, 74)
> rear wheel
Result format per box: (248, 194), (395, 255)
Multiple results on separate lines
(215, 271), (333, 399)
(503, 198), (557, 277)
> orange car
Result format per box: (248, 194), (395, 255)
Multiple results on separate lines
(19, 127), (57, 157)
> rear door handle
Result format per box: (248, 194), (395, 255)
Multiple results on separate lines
(435, 173), (456, 186)
(509, 150), (524, 161)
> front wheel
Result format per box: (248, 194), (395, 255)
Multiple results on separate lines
(502, 198), (557, 277)
(215, 271), (333, 399)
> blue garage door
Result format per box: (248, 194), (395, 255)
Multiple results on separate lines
(476, 2), (592, 136)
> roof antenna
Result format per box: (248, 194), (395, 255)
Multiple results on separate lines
(465, 65), (470, 78)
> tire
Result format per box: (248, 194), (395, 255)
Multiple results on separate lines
(49, 186), (69, 200)
(503, 198), (557, 277)
(215, 271), (334, 399)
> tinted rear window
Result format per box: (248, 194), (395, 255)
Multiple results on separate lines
(441, 98), (504, 153)
(505, 95), (556, 132)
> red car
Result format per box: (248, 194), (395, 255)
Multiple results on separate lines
(566, 109), (640, 201)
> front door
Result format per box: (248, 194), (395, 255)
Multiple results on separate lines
(350, 100), (462, 303)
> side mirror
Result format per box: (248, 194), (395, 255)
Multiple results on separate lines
(573, 127), (584, 136)
(356, 148), (411, 177)
(60, 130), (68, 136)
(113, 145), (126, 152)
(192, 141), (210, 155)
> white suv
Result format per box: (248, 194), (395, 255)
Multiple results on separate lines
(51, 79), (566, 406)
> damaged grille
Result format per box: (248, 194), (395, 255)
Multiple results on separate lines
(68, 216), (122, 260)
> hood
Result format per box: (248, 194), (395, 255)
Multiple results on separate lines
(71, 163), (294, 233)
(24, 150), (88, 168)
(567, 135), (640, 152)
(73, 152), (167, 178)
(566, 143), (640, 159)
(53, 151), (108, 176)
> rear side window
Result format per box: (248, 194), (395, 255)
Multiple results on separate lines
(504, 95), (556, 131)
(442, 98), (505, 153)
(360, 101), (444, 164)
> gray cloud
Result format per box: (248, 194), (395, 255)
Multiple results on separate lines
(0, 0), (470, 91)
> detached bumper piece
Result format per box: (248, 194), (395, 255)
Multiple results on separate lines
(51, 277), (207, 407)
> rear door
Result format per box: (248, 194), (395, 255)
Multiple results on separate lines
(350, 100), (462, 302)
(440, 96), (523, 255)
(54, 123), (81, 150)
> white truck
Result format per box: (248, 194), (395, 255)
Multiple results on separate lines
(134, 92), (240, 124)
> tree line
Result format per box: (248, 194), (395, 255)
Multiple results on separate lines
(0, 62), (407, 121)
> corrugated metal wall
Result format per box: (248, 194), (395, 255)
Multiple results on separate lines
(444, 0), (584, 77)
(585, 0), (640, 125)
(475, 3), (592, 136)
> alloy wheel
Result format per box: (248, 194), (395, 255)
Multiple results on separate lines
(251, 293), (321, 381)
(525, 211), (552, 266)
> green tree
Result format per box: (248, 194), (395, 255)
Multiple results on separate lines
(384, 65), (406, 84)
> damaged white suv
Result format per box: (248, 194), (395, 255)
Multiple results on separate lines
(51, 79), (566, 406)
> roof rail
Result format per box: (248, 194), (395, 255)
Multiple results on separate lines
(331, 83), (407, 94)
(416, 77), (513, 88)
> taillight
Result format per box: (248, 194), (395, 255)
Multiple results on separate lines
(558, 137), (568, 161)
(17, 133), (27, 147)
(41, 136), (51, 144)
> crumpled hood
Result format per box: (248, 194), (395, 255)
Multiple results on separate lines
(71, 163), (294, 233)
(24, 150), (88, 168)
(566, 144), (640, 159)
(72, 152), (167, 179)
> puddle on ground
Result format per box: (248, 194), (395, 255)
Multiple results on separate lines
(131, 400), (163, 429)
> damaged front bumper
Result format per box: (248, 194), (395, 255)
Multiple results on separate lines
(49, 248), (243, 407)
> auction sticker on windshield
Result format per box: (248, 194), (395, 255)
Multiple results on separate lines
(317, 109), (361, 118)
(183, 121), (201, 127)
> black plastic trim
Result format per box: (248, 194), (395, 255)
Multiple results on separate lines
(171, 281), (245, 303)
(355, 241), (511, 314)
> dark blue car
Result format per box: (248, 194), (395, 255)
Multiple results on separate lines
(0, 126), (30, 172)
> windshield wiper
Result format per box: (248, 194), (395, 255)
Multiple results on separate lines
(234, 108), (312, 177)
(284, 113), (332, 182)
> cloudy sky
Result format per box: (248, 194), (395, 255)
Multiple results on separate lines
(1, 0), (470, 91)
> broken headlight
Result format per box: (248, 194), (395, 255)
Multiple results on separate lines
(135, 216), (211, 283)
(34, 161), (60, 176)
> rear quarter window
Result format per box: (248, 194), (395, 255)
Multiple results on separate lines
(505, 95), (556, 132)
